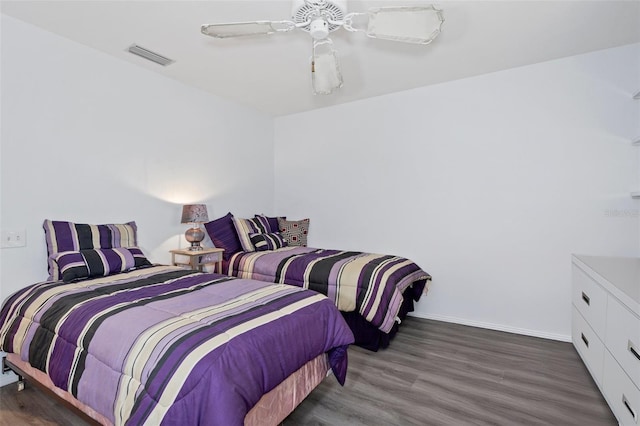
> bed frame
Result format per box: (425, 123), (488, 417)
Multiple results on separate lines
(3, 356), (102, 425)
(2, 353), (330, 426)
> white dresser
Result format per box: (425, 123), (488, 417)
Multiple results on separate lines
(572, 255), (640, 425)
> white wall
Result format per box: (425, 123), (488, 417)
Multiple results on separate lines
(274, 43), (640, 341)
(0, 16), (274, 385)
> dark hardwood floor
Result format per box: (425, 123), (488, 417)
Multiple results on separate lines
(285, 318), (615, 425)
(0, 318), (615, 426)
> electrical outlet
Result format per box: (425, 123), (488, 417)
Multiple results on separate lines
(1, 229), (26, 248)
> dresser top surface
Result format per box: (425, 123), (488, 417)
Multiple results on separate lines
(574, 255), (640, 304)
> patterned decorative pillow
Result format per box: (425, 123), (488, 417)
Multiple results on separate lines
(277, 218), (309, 247)
(52, 247), (151, 283)
(43, 219), (138, 280)
(204, 213), (242, 261)
(249, 232), (288, 251)
(232, 216), (271, 252)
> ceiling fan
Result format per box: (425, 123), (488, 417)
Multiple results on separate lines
(201, 0), (444, 95)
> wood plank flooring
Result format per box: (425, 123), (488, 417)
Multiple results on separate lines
(0, 318), (615, 426)
(285, 318), (615, 425)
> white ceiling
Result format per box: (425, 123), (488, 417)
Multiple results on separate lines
(2, 1), (639, 117)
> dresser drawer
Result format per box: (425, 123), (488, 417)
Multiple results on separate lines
(603, 350), (640, 425)
(606, 295), (640, 389)
(572, 307), (605, 385)
(572, 264), (608, 338)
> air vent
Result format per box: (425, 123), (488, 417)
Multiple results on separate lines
(127, 44), (175, 66)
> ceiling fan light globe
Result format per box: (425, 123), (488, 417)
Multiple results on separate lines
(312, 39), (343, 95)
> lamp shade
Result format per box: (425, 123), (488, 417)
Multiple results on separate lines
(181, 204), (209, 224)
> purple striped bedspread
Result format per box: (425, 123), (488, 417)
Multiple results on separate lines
(224, 247), (431, 333)
(0, 265), (354, 425)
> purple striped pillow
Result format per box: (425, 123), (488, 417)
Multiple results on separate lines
(52, 247), (151, 283)
(255, 215), (285, 234)
(253, 215), (272, 233)
(43, 219), (138, 280)
(249, 232), (288, 251)
(232, 216), (271, 252)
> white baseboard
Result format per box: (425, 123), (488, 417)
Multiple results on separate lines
(409, 312), (572, 343)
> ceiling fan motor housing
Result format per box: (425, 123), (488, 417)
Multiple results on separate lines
(292, 0), (347, 33)
(309, 18), (329, 39)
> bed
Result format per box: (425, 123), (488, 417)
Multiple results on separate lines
(0, 265), (354, 425)
(205, 212), (431, 351)
(221, 247), (430, 351)
(203, 213), (431, 351)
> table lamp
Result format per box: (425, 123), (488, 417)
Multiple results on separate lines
(181, 204), (209, 251)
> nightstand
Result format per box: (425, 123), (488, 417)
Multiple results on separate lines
(170, 247), (224, 273)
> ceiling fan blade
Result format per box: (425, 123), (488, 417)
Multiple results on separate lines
(345, 6), (444, 45)
(311, 38), (343, 95)
(201, 20), (296, 39)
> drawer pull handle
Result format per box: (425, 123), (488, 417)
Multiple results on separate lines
(581, 333), (589, 348)
(623, 395), (637, 421)
(629, 341), (640, 361)
(581, 292), (590, 306)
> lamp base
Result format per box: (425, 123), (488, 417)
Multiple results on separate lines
(185, 227), (205, 251)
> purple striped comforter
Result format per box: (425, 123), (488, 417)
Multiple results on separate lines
(224, 247), (431, 333)
(0, 266), (354, 425)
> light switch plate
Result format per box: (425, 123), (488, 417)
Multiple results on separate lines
(1, 229), (26, 248)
